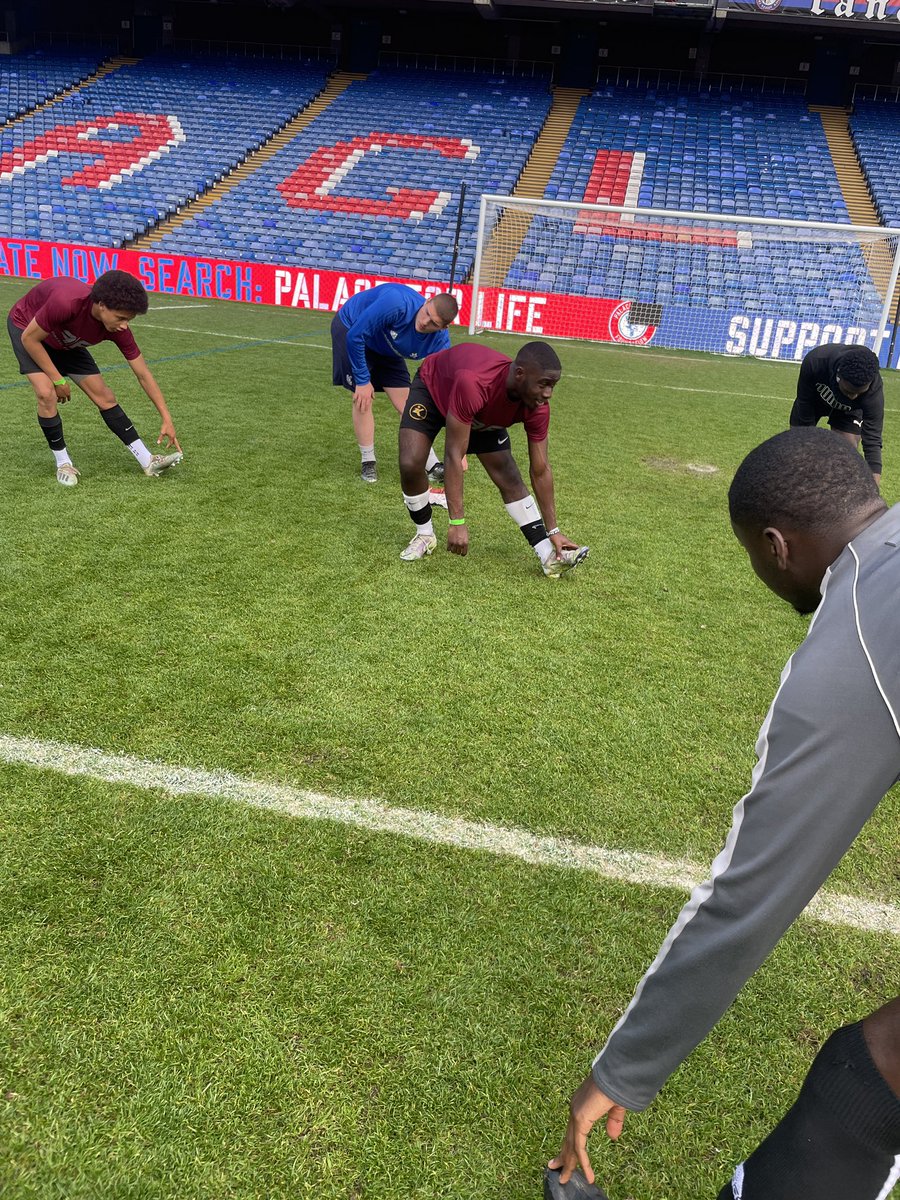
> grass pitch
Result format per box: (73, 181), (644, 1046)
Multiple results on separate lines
(0, 275), (897, 1200)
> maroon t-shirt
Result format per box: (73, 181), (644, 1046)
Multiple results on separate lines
(9, 277), (141, 361)
(419, 343), (550, 442)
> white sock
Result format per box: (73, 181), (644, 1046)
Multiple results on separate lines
(403, 491), (434, 538)
(426, 448), (440, 470)
(359, 444), (376, 464)
(505, 495), (540, 525)
(52, 448), (73, 468)
(504, 495), (551, 560)
(126, 439), (153, 469)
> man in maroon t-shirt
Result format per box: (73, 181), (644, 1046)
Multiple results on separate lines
(398, 340), (588, 577)
(7, 270), (182, 486)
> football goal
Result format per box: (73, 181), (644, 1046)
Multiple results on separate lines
(468, 194), (900, 365)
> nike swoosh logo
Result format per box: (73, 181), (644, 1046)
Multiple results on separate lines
(498, 435), (509, 444)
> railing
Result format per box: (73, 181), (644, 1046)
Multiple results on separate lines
(852, 82), (900, 104)
(596, 65), (807, 96)
(31, 31), (120, 51)
(172, 38), (337, 62)
(377, 50), (553, 78)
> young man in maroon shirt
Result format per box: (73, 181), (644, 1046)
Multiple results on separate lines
(7, 270), (182, 486)
(398, 340), (588, 577)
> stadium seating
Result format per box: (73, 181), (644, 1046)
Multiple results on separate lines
(0, 54), (330, 246)
(151, 68), (552, 280)
(850, 99), (900, 228)
(505, 84), (883, 317)
(0, 49), (107, 122)
(0, 51), (891, 328)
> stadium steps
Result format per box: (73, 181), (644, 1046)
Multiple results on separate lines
(466, 86), (590, 285)
(129, 70), (368, 249)
(811, 105), (881, 227)
(0, 55), (140, 131)
(810, 104), (892, 300)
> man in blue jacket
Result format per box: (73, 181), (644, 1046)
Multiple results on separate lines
(331, 284), (457, 483)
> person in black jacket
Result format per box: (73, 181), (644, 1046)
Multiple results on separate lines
(789, 343), (883, 485)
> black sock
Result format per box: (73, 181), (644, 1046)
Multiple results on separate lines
(37, 414), (66, 452)
(520, 518), (548, 547)
(100, 404), (139, 445)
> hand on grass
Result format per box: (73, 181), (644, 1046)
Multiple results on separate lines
(548, 1072), (627, 1186)
(353, 383), (375, 413)
(157, 419), (182, 451)
(447, 525), (468, 556)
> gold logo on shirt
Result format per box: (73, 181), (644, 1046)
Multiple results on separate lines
(409, 403), (428, 421)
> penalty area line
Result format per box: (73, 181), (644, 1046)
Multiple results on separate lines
(0, 733), (897, 940)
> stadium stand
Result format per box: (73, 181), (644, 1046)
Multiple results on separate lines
(0, 54), (330, 246)
(0, 51), (892, 328)
(150, 68), (552, 280)
(501, 85), (884, 316)
(0, 49), (108, 122)
(850, 99), (900, 228)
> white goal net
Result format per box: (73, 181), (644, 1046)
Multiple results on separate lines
(468, 194), (900, 365)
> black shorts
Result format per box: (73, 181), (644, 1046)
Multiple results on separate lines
(790, 395), (863, 437)
(7, 315), (100, 377)
(399, 373), (515, 455)
(330, 313), (411, 393)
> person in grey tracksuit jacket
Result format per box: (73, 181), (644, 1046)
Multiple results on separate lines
(549, 428), (900, 1200)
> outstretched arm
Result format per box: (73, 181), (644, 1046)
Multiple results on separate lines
(444, 412), (470, 556)
(128, 355), (181, 450)
(552, 575), (900, 1180)
(527, 437), (578, 556)
(860, 384), (884, 485)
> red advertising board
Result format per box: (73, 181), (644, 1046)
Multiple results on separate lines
(0, 234), (660, 347)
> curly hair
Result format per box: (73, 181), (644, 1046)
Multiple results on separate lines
(834, 346), (880, 389)
(90, 270), (149, 316)
(729, 428), (880, 535)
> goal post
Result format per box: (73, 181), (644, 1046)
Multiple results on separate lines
(468, 193), (900, 366)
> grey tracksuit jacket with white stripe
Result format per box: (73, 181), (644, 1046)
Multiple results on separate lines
(592, 503), (900, 1112)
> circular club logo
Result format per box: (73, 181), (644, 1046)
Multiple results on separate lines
(409, 402), (428, 421)
(608, 300), (658, 346)
(755, 0), (782, 11)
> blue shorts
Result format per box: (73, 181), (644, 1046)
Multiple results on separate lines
(330, 313), (411, 393)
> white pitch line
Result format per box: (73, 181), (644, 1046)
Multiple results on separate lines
(140, 323), (898, 408)
(147, 303), (212, 310)
(565, 372), (791, 402)
(140, 322), (330, 349)
(0, 734), (896, 939)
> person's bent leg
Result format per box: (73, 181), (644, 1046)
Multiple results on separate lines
(352, 401), (377, 478)
(398, 426), (438, 557)
(384, 386), (410, 418)
(399, 426), (435, 528)
(73, 374), (159, 473)
(387, 384), (442, 475)
(718, 1007), (900, 1200)
(477, 448), (556, 566)
(27, 372), (78, 484)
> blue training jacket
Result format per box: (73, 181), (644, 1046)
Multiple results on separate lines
(338, 284), (451, 386)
